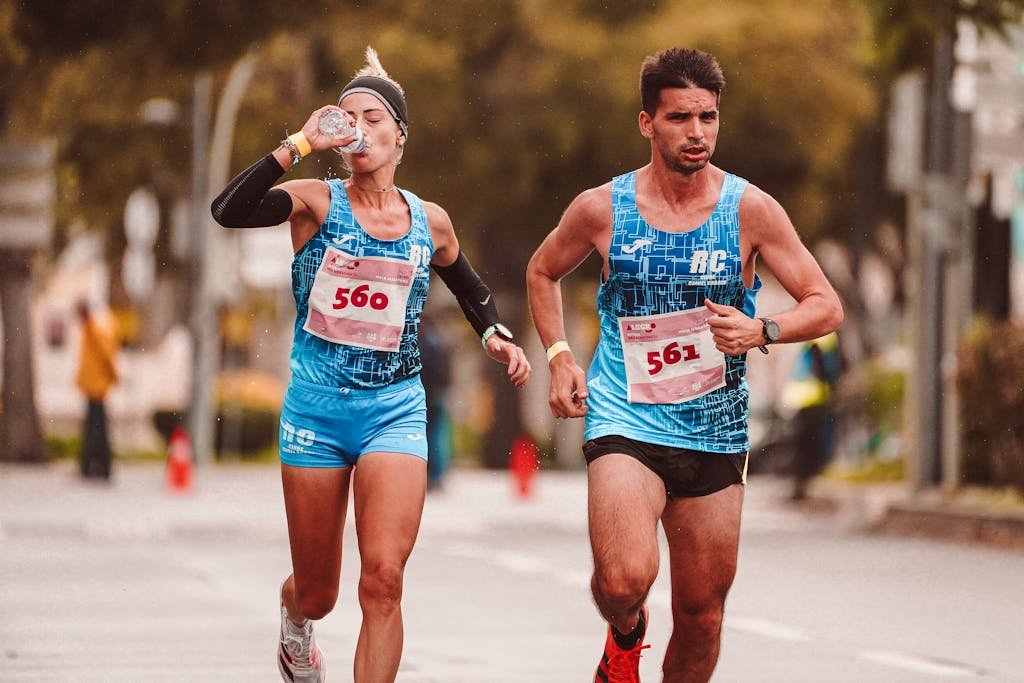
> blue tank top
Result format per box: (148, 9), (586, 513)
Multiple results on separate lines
(289, 179), (433, 389)
(584, 170), (762, 453)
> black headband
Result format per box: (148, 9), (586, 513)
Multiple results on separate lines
(338, 76), (409, 139)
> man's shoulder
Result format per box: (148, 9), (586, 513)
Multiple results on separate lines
(568, 182), (613, 218)
(737, 180), (778, 217)
(737, 181), (794, 241)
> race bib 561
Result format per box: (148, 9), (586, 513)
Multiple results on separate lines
(618, 306), (726, 404)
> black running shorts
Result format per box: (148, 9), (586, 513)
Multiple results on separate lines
(582, 434), (747, 498)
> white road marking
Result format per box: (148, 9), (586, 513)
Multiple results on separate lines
(726, 616), (813, 642)
(858, 650), (984, 677)
(439, 540), (989, 679)
(492, 551), (549, 574)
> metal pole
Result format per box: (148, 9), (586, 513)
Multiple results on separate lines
(188, 72), (215, 464)
(204, 53), (257, 458)
(941, 102), (975, 491)
(914, 23), (957, 490)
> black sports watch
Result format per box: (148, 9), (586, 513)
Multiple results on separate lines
(758, 318), (780, 355)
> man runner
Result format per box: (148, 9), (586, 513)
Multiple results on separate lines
(526, 47), (842, 682)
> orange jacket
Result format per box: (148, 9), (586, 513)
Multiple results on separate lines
(76, 314), (119, 400)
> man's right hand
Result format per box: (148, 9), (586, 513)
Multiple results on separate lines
(548, 353), (589, 419)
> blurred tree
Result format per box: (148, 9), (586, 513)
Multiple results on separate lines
(0, 0), (337, 461)
(863, 0), (1024, 73)
(843, 0), (1024, 355)
(320, 0), (877, 465)
(2, 0), (924, 465)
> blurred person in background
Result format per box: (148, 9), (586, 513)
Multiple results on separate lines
(526, 47), (842, 682)
(783, 331), (843, 501)
(211, 47), (530, 683)
(74, 299), (119, 481)
(418, 313), (454, 491)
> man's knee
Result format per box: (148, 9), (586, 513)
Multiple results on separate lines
(358, 561), (405, 613)
(673, 599), (726, 639)
(593, 561), (657, 607)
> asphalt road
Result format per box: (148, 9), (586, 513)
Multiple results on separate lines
(1, 462), (1021, 682)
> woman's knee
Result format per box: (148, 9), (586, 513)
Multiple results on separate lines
(296, 585), (339, 621)
(358, 561), (405, 612)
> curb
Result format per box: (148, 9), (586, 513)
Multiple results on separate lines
(804, 476), (1024, 551)
(873, 503), (1024, 551)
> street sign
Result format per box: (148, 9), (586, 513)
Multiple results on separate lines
(0, 140), (56, 249)
(122, 245), (155, 303)
(969, 24), (1024, 169)
(886, 73), (925, 193)
(124, 187), (160, 247)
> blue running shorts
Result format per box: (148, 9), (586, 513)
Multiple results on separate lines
(279, 375), (428, 468)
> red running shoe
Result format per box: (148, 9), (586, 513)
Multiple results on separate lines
(594, 605), (650, 682)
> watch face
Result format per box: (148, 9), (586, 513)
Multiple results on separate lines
(494, 323), (513, 340)
(764, 319), (781, 342)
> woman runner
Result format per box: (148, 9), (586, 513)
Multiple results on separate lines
(211, 47), (530, 683)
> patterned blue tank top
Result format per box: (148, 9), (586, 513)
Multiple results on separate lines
(584, 170), (762, 453)
(289, 179), (433, 389)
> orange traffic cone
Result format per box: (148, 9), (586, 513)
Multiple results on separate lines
(166, 426), (194, 493)
(510, 433), (539, 500)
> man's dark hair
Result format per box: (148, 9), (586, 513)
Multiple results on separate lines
(640, 48), (725, 116)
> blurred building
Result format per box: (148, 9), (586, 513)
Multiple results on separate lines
(30, 232), (192, 450)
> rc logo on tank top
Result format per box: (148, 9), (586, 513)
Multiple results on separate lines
(303, 246), (415, 352)
(689, 249), (728, 274)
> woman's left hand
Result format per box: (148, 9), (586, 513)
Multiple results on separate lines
(484, 337), (531, 389)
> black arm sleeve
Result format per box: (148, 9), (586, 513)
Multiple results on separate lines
(431, 251), (502, 337)
(210, 154), (294, 228)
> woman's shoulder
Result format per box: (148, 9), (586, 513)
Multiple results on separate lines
(418, 198), (453, 228)
(279, 177), (334, 207)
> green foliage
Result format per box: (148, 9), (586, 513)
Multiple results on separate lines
(45, 432), (166, 462)
(45, 434), (80, 461)
(3, 0), (1022, 260)
(861, 361), (905, 433)
(835, 356), (905, 449)
(860, 0), (1024, 73)
(827, 455), (905, 482)
(675, 1), (876, 238)
(4, 0), (884, 270)
(9, 1), (335, 67)
(956, 319), (1024, 491)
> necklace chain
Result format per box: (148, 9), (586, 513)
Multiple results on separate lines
(349, 180), (395, 193)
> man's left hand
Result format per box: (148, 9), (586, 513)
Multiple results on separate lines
(705, 299), (762, 356)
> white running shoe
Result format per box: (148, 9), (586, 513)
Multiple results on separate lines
(277, 601), (325, 683)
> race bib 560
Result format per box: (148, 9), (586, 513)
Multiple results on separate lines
(303, 247), (415, 352)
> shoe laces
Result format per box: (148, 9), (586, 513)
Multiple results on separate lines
(606, 643), (650, 682)
(282, 621), (316, 673)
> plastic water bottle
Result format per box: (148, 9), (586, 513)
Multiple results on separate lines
(318, 109), (367, 154)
